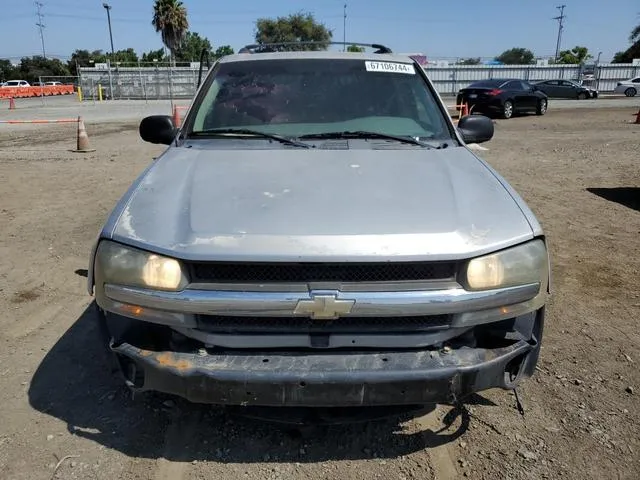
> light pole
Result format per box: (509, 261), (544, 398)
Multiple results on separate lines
(103, 3), (115, 59)
(343, 4), (347, 51)
(595, 51), (602, 91)
(103, 3), (115, 99)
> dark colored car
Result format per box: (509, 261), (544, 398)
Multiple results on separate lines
(533, 79), (597, 99)
(457, 79), (548, 119)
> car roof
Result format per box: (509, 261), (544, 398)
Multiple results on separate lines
(536, 79), (577, 82)
(470, 78), (523, 83)
(218, 50), (418, 64)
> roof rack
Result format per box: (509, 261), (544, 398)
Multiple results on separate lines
(238, 41), (393, 54)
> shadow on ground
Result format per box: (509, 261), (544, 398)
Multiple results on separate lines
(28, 304), (481, 463)
(587, 187), (640, 212)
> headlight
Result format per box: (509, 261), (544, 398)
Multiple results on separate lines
(95, 241), (188, 291)
(464, 240), (547, 291)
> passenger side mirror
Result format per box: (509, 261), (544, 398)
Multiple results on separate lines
(139, 115), (177, 145)
(457, 115), (494, 144)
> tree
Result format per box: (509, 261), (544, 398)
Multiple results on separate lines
(141, 48), (168, 63)
(457, 57), (481, 65)
(631, 21), (640, 44)
(175, 31), (213, 62)
(347, 44), (364, 52)
(67, 49), (109, 74)
(0, 59), (16, 82)
(495, 48), (534, 65)
(112, 48), (139, 65)
(612, 19), (640, 63)
(213, 45), (234, 59)
(17, 56), (71, 84)
(152, 0), (189, 64)
(612, 51), (628, 63)
(254, 12), (332, 51)
(557, 46), (592, 64)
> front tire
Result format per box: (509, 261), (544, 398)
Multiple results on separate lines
(624, 87), (637, 97)
(536, 98), (547, 115)
(577, 92), (587, 100)
(502, 100), (514, 119)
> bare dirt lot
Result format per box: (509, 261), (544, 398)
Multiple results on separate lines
(0, 107), (638, 480)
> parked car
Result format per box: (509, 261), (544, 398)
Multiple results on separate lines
(0, 80), (30, 87)
(87, 43), (549, 413)
(457, 79), (548, 119)
(613, 76), (640, 97)
(533, 79), (597, 99)
(44, 81), (63, 86)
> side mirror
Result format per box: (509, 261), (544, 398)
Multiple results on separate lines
(457, 115), (494, 144)
(139, 115), (177, 145)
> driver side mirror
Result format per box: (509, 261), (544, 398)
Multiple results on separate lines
(457, 115), (494, 144)
(139, 115), (177, 145)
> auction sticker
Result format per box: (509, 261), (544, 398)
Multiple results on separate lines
(365, 61), (415, 74)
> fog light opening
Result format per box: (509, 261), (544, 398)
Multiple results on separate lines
(117, 355), (145, 389)
(503, 353), (527, 388)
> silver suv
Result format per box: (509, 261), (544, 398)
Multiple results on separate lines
(88, 43), (550, 409)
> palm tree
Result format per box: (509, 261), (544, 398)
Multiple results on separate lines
(152, 0), (189, 65)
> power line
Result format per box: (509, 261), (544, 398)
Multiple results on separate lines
(35, 1), (46, 58)
(553, 5), (566, 63)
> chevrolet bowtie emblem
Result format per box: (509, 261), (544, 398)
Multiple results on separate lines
(294, 294), (355, 320)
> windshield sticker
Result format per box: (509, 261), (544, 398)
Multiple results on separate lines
(365, 61), (415, 74)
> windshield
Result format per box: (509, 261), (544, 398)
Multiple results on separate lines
(188, 58), (450, 140)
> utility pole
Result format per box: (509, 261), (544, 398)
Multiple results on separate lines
(35, 2), (46, 58)
(553, 5), (566, 63)
(103, 3), (115, 59)
(343, 3), (347, 51)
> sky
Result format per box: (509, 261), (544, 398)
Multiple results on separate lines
(0, 0), (638, 63)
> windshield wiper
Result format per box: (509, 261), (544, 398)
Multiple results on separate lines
(190, 128), (311, 148)
(298, 131), (436, 148)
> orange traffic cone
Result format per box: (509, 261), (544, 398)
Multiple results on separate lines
(635, 108), (640, 124)
(172, 105), (181, 127)
(8, 97), (15, 110)
(72, 116), (96, 153)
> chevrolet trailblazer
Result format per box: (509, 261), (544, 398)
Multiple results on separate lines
(87, 42), (550, 410)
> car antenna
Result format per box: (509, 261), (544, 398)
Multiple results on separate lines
(197, 47), (211, 89)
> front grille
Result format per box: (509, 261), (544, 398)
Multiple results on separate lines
(197, 314), (451, 334)
(189, 261), (457, 283)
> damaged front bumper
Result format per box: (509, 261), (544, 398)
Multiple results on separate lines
(107, 309), (544, 407)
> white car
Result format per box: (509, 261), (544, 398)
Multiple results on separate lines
(613, 76), (640, 97)
(0, 80), (30, 88)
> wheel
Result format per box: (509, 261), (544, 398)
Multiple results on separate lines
(577, 92), (587, 100)
(536, 98), (547, 115)
(624, 87), (637, 97)
(502, 100), (514, 119)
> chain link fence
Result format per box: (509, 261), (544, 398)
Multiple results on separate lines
(79, 62), (206, 101)
(79, 61), (640, 101)
(37, 75), (78, 89)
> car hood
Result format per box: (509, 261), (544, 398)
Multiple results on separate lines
(107, 145), (534, 261)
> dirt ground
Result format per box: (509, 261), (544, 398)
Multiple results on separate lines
(0, 107), (638, 480)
